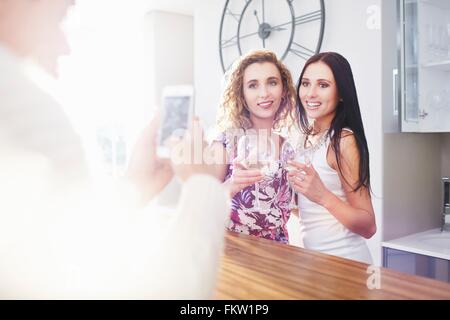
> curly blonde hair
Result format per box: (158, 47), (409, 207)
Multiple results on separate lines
(217, 49), (298, 134)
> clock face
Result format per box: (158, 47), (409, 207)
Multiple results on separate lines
(219, 0), (325, 74)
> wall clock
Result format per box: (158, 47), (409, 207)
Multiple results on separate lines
(219, 0), (325, 73)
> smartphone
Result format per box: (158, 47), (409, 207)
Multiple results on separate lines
(157, 85), (194, 158)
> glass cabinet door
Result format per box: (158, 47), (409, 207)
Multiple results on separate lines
(400, 0), (450, 132)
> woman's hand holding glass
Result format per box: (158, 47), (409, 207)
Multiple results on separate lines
(228, 159), (264, 198)
(287, 160), (331, 206)
(284, 138), (328, 206)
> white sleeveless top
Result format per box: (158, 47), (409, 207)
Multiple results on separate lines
(297, 129), (372, 264)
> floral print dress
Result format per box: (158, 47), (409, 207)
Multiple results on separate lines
(216, 132), (293, 244)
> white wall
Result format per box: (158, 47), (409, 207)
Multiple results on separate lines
(193, 2), (224, 127)
(194, 0), (384, 265)
(144, 10), (194, 206)
(382, 133), (442, 240)
(144, 10), (194, 107)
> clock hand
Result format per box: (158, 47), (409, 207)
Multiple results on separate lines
(238, 24), (286, 45)
(254, 10), (261, 26)
(262, 0), (266, 25)
(261, 0), (267, 48)
(254, 10), (265, 48)
(265, 26), (287, 32)
(239, 30), (260, 41)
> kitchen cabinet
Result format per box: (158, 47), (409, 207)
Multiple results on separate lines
(382, 229), (450, 283)
(399, 0), (450, 132)
(384, 247), (450, 283)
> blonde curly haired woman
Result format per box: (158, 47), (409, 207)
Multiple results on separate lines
(211, 50), (297, 243)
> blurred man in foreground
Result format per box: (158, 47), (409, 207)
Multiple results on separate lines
(0, 0), (228, 299)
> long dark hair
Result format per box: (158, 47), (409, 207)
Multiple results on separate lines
(296, 52), (370, 192)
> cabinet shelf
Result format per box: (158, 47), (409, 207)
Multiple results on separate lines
(400, 0), (450, 132)
(421, 60), (450, 71)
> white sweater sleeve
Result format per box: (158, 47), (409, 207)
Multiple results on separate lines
(73, 174), (230, 299)
(143, 174), (230, 299)
(0, 170), (229, 299)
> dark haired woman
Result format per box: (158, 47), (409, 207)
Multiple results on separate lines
(288, 52), (376, 263)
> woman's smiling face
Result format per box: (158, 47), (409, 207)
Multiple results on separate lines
(243, 62), (284, 126)
(299, 61), (340, 127)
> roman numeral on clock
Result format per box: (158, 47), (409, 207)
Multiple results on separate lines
(295, 10), (322, 26)
(289, 42), (315, 60)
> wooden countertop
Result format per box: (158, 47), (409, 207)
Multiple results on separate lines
(214, 231), (450, 299)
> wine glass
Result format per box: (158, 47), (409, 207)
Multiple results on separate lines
(292, 137), (316, 207)
(296, 138), (315, 167)
(281, 139), (297, 210)
(237, 134), (277, 212)
(256, 137), (279, 179)
(237, 135), (261, 211)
